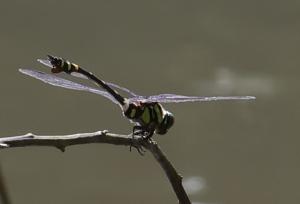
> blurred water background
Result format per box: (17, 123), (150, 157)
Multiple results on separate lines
(0, 1), (299, 204)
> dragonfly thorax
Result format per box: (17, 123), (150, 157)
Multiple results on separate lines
(123, 101), (174, 135)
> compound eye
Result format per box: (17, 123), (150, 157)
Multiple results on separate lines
(156, 112), (174, 135)
(164, 112), (175, 129)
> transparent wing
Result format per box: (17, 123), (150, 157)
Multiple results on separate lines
(129, 94), (255, 103)
(37, 59), (52, 68)
(19, 69), (119, 105)
(106, 82), (138, 97)
(37, 58), (138, 97)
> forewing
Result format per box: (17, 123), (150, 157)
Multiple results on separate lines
(106, 82), (138, 97)
(19, 69), (119, 104)
(37, 58), (138, 97)
(129, 94), (255, 103)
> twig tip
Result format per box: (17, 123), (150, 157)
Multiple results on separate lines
(0, 143), (9, 148)
(56, 145), (66, 152)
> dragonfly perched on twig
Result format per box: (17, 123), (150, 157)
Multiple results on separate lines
(20, 55), (255, 139)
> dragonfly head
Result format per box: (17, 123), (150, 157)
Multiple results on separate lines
(156, 111), (175, 135)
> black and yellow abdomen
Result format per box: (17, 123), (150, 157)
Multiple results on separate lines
(48, 55), (79, 74)
(60, 60), (79, 73)
(47, 55), (126, 105)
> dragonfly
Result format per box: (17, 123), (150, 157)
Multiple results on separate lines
(19, 55), (255, 139)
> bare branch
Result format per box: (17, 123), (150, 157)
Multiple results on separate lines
(0, 163), (11, 204)
(0, 131), (190, 204)
(144, 141), (191, 204)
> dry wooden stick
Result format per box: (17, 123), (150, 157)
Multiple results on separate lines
(0, 163), (11, 204)
(0, 131), (191, 204)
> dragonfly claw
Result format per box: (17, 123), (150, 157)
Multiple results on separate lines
(129, 134), (146, 155)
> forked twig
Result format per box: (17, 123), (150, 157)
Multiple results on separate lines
(0, 131), (191, 204)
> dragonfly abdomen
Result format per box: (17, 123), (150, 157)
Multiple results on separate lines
(61, 60), (79, 73)
(47, 55), (78, 74)
(47, 55), (126, 106)
(76, 67), (126, 106)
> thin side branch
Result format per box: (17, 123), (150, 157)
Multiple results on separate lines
(0, 131), (191, 204)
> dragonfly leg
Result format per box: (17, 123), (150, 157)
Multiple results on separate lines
(143, 130), (154, 140)
(132, 125), (146, 136)
(130, 126), (146, 155)
(132, 125), (153, 138)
